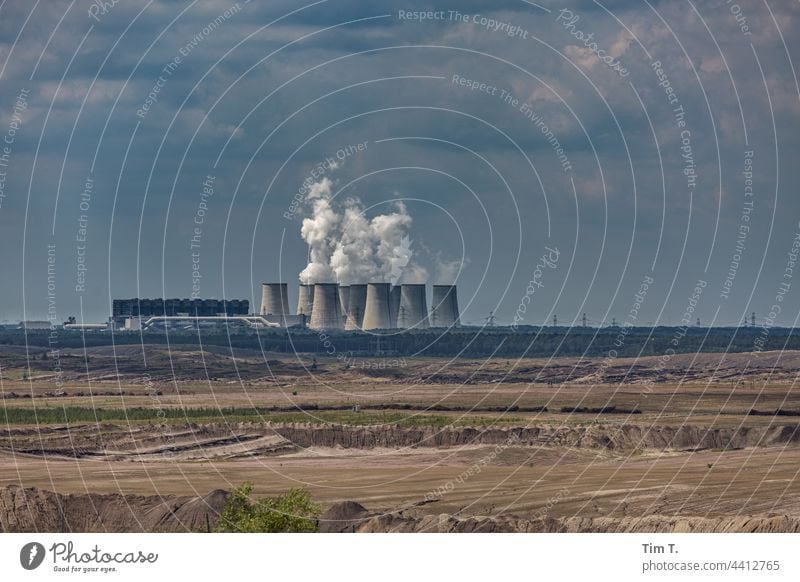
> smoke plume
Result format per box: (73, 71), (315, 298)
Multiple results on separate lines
(330, 201), (381, 284)
(298, 178), (427, 285)
(435, 255), (467, 284)
(298, 178), (338, 284)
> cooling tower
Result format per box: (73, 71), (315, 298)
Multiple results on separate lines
(339, 285), (351, 313)
(389, 285), (401, 328)
(345, 284), (368, 330)
(309, 283), (343, 330)
(297, 284), (314, 316)
(362, 283), (392, 330)
(430, 285), (460, 327)
(398, 284), (429, 329)
(260, 283), (290, 318)
(338, 286), (351, 327)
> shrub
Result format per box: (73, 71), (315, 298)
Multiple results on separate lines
(214, 483), (320, 533)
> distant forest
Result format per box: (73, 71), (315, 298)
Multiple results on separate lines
(2, 326), (798, 358)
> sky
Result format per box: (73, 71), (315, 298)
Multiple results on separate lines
(0, 0), (799, 327)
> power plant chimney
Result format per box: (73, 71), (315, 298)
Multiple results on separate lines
(389, 285), (401, 328)
(345, 284), (367, 330)
(430, 285), (460, 327)
(297, 284), (314, 316)
(260, 283), (290, 320)
(362, 283), (392, 330)
(309, 283), (343, 330)
(398, 284), (428, 329)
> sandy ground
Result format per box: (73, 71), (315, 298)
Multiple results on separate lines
(1, 347), (799, 527)
(1, 445), (798, 520)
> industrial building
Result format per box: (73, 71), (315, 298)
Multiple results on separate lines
(107, 281), (460, 333)
(17, 320), (52, 330)
(112, 298), (250, 330)
(262, 281), (460, 332)
(113, 298), (249, 319)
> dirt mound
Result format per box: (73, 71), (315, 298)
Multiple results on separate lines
(3, 485), (797, 533)
(5, 422), (800, 463)
(271, 423), (800, 451)
(354, 511), (800, 533)
(0, 485), (228, 532)
(319, 501), (373, 533)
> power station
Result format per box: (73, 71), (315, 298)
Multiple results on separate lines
(260, 280), (460, 331)
(106, 279), (459, 332)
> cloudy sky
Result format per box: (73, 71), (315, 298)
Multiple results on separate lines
(1, 0), (799, 327)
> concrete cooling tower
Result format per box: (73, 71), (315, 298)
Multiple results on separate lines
(430, 285), (460, 327)
(345, 284), (368, 330)
(260, 283), (290, 318)
(309, 283), (343, 330)
(389, 285), (401, 328)
(362, 283), (392, 330)
(297, 284), (314, 316)
(338, 286), (350, 321)
(398, 284), (429, 329)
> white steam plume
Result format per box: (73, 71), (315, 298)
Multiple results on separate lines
(435, 255), (467, 284)
(297, 178), (426, 285)
(330, 200), (381, 284)
(298, 177), (338, 284)
(371, 202), (427, 284)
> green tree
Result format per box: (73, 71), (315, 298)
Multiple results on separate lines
(214, 483), (320, 533)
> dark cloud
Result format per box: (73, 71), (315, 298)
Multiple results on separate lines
(0, 0), (798, 328)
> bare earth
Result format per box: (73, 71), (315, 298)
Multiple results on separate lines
(1, 345), (799, 532)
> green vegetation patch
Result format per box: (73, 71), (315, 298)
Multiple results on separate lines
(214, 483), (320, 533)
(0, 406), (524, 428)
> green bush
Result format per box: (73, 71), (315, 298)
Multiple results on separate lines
(214, 483), (320, 533)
